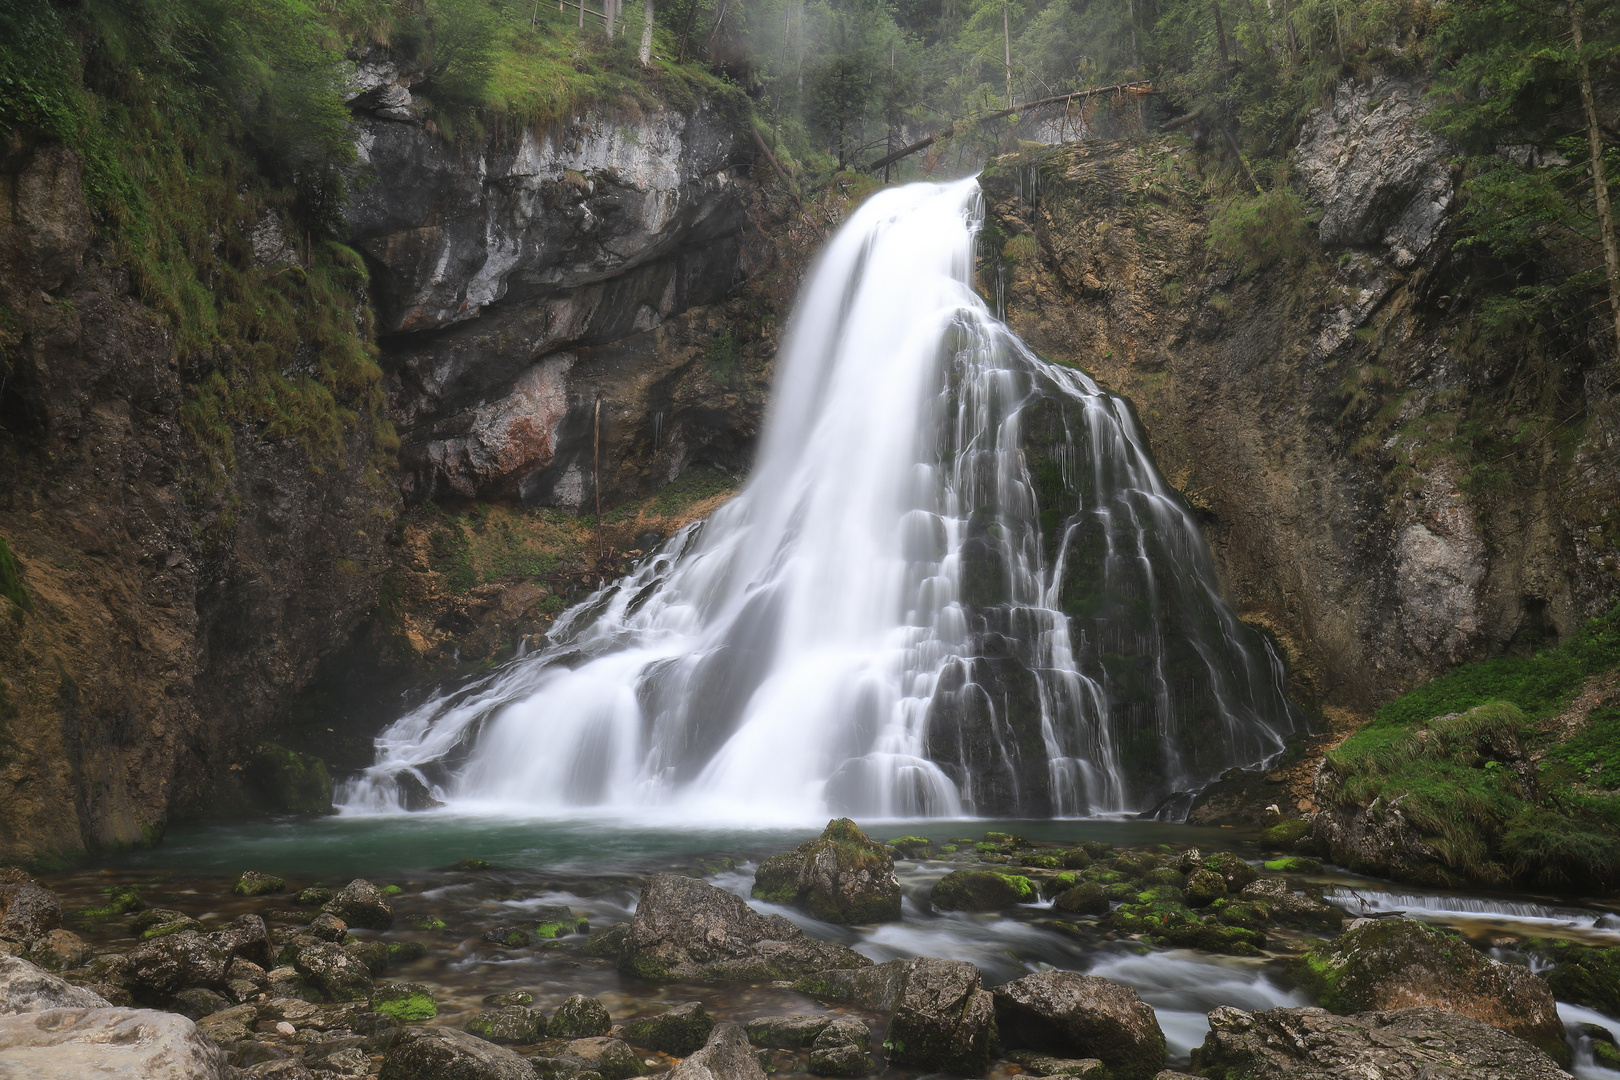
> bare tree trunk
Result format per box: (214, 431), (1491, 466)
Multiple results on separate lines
(1574, 2), (1620, 358)
(1003, 0), (1013, 108)
(1212, 0), (1230, 63)
(606, 0), (617, 38)
(640, 0), (654, 62)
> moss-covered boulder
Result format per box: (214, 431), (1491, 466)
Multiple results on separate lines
(1547, 944), (1620, 1016)
(1184, 868), (1227, 907)
(249, 743), (334, 815)
(232, 871), (285, 897)
(1258, 817), (1315, 851)
(1236, 877), (1340, 931)
(746, 1014), (835, 1048)
(373, 981), (437, 1021)
(1262, 856), (1323, 873)
(808, 1016), (873, 1077)
(551, 993), (612, 1038)
(930, 870), (1036, 911)
(1110, 901), (1264, 956)
(1200, 853), (1258, 893)
(1289, 917), (1568, 1065)
(294, 886), (333, 906)
(887, 836), (934, 859)
(466, 1004), (546, 1044)
(1053, 883), (1109, 916)
(324, 879), (394, 930)
(381, 1025), (534, 1080)
(625, 1001), (715, 1055)
(752, 819), (902, 924)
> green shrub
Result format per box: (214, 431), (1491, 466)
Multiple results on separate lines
(1206, 186), (1317, 276)
(0, 538), (29, 617)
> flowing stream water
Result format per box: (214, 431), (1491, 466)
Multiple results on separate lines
(340, 177), (1297, 822)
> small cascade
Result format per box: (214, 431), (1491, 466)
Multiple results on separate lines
(339, 178), (1298, 821)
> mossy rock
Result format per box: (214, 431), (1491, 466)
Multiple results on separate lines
(1079, 842), (1115, 859)
(295, 886), (333, 906)
(1053, 882), (1109, 916)
(1059, 848), (1094, 870)
(453, 858), (493, 871)
(1259, 818), (1315, 850)
(1547, 945), (1620, 1016)
(1142, 867), (1185, 890)
(140, 917), (204, 940)
(386, 941), (426, 963)
(1104, 882), (1139, 902)
(1085, 869), (1127, 886)
(1134, 885), (1186, 906)
(752, 818), (903, 923)
(551, 993), (612, 1038)
(930, 869), (1036, 911)
(466, 1004), (545, 1044)
(485, 991), (534, 1007)
(1208, 899), (1269, 932)
(248, 743), (334, 815)
(1020, 853), (1064, 870)
(983, 831), (1031, 848)
(233, 871), (286, 897)
(406, 914), (447, 931)
(1186, 868), (1229, 907)
(1202, 852), (1259, 892)
(1110, 852), (1156, 877)
(624, 1001), (714, 1055)
(1157, 919), (1266, 956)
(887, 836), (933, 858)
(78, 885), (145, 920)
(1041, 872), (1080, 900)
(1263, 856), (1323, 873)
(373, 981), (437, 1022)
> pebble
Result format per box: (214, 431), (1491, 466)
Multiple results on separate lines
(276, 1021), (296, 1036)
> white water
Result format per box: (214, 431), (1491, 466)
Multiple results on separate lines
(1324, 886), (1620, 941)
(341, 178), (1296, 821)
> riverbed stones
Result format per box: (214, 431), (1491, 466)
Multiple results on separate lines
(324, 879), (394, 930)
(373, 982), (437, 1022)
(993, 971), (1166, 1080)
(1189, 1005), (1572, 1079)
(1236, 877), (1340, 931)
(127, 929), (229, 997)
(807, 1016), (872, 1077)
(25, 928), (91, 971)
(287, 939), (374, 1002)
(1290, 916), (1568, 1064)
(567, 1036), (646, 1080)
(1184, 868), (1228, 907)
(0, 881), (61, 945)
(234, 871), (287, 897)
(746, 1013), (835, 1048)
(929, 869), (1035, 911)
(345, 938), (390, 976)
(668, 1022), (767, 1080)
(1200, 853), (1259, 894)
(752, 819), (903, 924)
(0, 954), (109, 1013)
(210, 913), (273, 968)
(379, 1024), (535, 1080)
(310, 913), (349, 942)
(625, 1000), (715, 1054)
(883, 957), (996, 1076)
(1052, 883), (1109, 916)
(0, 1005), (231, 1079)
(195, 1001), (259, 1043)
(465, 1004), (545, 1044)
(620, 874), (871, 982)
(551, 993), (612, 1037)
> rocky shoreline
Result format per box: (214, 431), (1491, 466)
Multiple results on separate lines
(0, 819), (1614, 1078)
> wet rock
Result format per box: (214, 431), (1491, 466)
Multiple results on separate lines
(1053, 883), (1109, 916)
(0, 954), (109, 1013)
(172, 986), (232, 1019)
(379, 1024), (535, 1080)
(373, 982), (437, 1022)
(620, 874), (871, 982)
(1548, 944), (1620, 1016)
(531, 1053), (606, 1080)
(294, 887), (333, 906)
(265, 966), (320, 1002)
(930, 870), (1035, 912)
(210, 914), (274, 968)
(791, 958), (911, 1011)
(344, 939), (390, 977)
(324, 880), (394, 930)
(583, 925), (627, 959)
(993, 971), (1166, 1080)
(551, 993), (612, 1037)
(808, 1016), (872, 1077)
(1200, 853), (1258, 894)
(388, 941), (427, 964)
(287, 939), (374, 1002)
(1189, 1005), (1570, 1079)
(1290, 916), (1568, 1064)
(127, 929), (229, 997)
(196, 1001), (260, 1043)
(1184, 869), (1228, 908)
(745, 1014), (834, 1048)
(483, 991), (533, 1007)
(625, 1000), (715, 1055)
(0, 1005), (231, 1078)
(25, 929), (92, 971)
(482, 926), (535, 949)
(567, 1036), (645, 1080)
(310, 913), (350, 943)
(309, 1044), (373, 1077)
(668, 1022), (766, 1080)
(235, 872), (287, 897)
(1236, 877), (1340, 932)
(1008, 1050), (1108, 1077)
(0, 882), (62, 945)
(752, 818), (903, 924)
(884, 957), (996, 1076)
(465, 1004), (545, 1044)
(240, 1061), (315, 1080)
(1262, 856), (1322, 874)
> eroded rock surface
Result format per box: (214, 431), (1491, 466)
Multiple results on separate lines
(752, 819), (902, 923)
(992, 971), (1166, 1080)
(0, 1005), (230, 1079)
(883, 958), (996, 1077)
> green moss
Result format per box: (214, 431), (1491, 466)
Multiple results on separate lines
(1258, 818), (1314, 850)
(373, 987), (437, 1022)
(0, 538), (30, 620)
(532, 922), (564, 939)
(77, 885), (145, 921)
(406, 914), (446, 931)
(1262, 857), (1323, 873)
(386, 941), (426, 963)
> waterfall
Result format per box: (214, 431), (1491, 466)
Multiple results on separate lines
(338, 178), (1298, 822)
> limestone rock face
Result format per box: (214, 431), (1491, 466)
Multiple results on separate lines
(883, 958), (996, 1077)
(620, 874), (871, 983)
(1290, 917), (1568, 1064)
(992, 971), (1167, 1080)
(1188, 1005), (1571, 1080)
(0, 1005), (230, 1079)
(379, 1024), (536, 1080)
(667, 1022), (767, 1080)
(752, 819), (902, 923)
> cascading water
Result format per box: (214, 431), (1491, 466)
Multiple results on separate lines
(340, 178), (1299, 821)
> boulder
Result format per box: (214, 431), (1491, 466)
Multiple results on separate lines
(1184, 869), (1227, 908)
(1008, 1051), (1108, 1077)
(345, 939), (390, 977)
(531, 1054), (606, 1080)
(170, 986), (230, 1019)
(0, 1005), (230, 1078)
(0, 954), (109, 1013)
(993, 971), (1166, 1080)
(483, 991), (533, 1007)
(1200, 853), (1258, 894)
(745, 1013), (835, 1048)
(0, 882), (62, 945)
(751, 819), (903, 924)
(668, 1022), (767, 1080)
(195, 1001), (260, 1043)
(1189, 1005), (1570, 1079)
(1053, 883), (1109, 916)
(234, 872), (286, 897)
(1289, 917), (1568, 1065)
(25, 929), (92, 971)
(1548, 944), (1620, 1016)
(620, 874), (871, 982)
(625, 1000), (716, 1055)
(379, 1024), (536, 1080)
(808, 1016), (872, 1077)
(287, 939), (374, 1002)
(373, 982), (437, 1022)
(883, 957), (996, 1076)
(551, 993), (612, 1037)
(324, 880), (394, 930)
(567, 1036), (646, 1080)
(209, 914), (273, 968)
(310, 913), (349, 943)
(1236, 878), (1340, 932)
(126, 930), (229, 997)
(793, 959), (910, 1011)
(465, 1004), (545, 1044)
(929, 870), (1035, 911)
